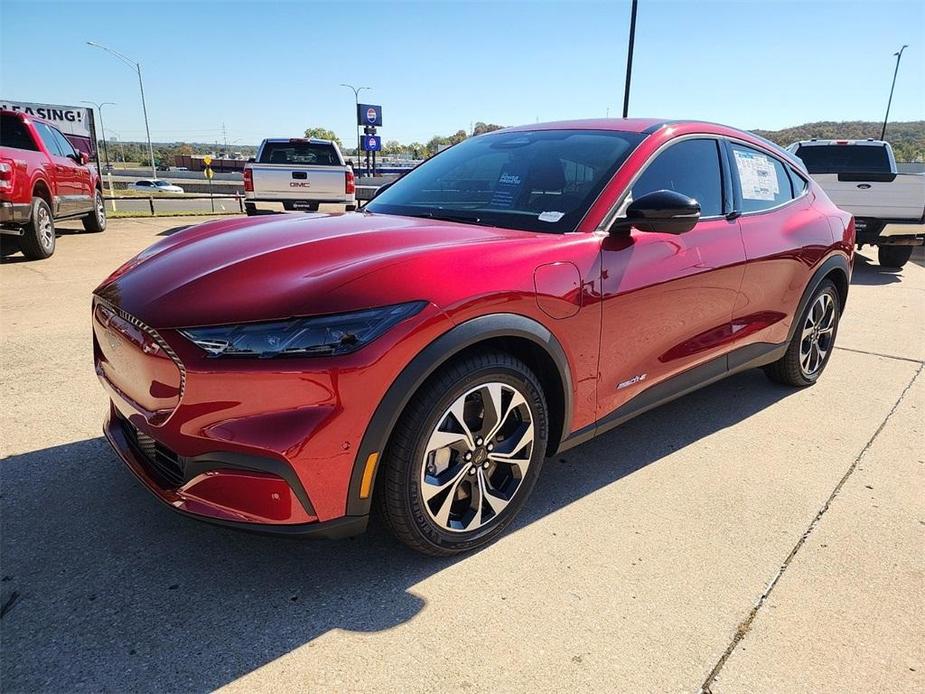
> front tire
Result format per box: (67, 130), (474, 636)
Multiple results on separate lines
(377, 351), (548, 556)
(764, 279), (840, 387)
(19, 197), (55, 260)
(878, 245), (912, 269)
(82, 189), (107, 233)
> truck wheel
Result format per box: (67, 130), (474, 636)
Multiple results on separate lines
(244, 203), (258, 216)
(878, 245), (912, 269)
(82, 189), (107, 233)
(19, 198), (56, 260)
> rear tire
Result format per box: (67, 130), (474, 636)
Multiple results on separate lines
(764, 279), (840, 387)
(376, 351), (548, 556)
(878, 245), (912, 269)
(244, 203), (258, 216)
(19, 197), (55, 260)
(81, 189), (107, 233)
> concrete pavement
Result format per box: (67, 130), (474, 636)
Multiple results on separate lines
(1, 217), (922, 692)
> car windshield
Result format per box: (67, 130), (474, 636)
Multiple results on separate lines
(365, 129), (645, 233)
(794, 144), (892, 174)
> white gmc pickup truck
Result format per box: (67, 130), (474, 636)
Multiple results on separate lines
(788, 139), (925, 268)
(243, 138), (357, 215)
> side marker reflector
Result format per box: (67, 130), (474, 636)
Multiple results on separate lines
(359, 452), (379, 499)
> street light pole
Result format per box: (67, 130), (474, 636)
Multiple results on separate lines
(86, 42), (156, 179)
(622, 0), (639, 118)
(340, 83), (370, 168)
(880, 44), (908, 141)
(81, 100), (115, 169)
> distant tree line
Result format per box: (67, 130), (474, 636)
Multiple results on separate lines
(754, 120), (925, 162)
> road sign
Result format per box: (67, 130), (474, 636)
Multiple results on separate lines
(357, 103), (382, 126)
(203, 155), (213, 166)
(362, 135), (382, 152)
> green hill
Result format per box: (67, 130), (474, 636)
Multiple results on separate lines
(753, 121), (925, 162)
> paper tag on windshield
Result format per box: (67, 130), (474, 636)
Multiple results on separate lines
(538, 211), (565, 223)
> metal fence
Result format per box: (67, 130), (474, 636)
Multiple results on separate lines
(103, 194), (245, 216)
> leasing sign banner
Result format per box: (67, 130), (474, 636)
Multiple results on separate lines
(0, 99), (97, 155)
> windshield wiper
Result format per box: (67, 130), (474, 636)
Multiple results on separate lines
(407, 211), (489, 226)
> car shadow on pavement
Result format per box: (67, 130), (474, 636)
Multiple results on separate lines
(0, 369), (795, 691)
(850, 254), (904, 285)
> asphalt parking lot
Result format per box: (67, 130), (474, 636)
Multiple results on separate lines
(1, 216), (922, 693)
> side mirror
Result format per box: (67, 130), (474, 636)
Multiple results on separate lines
(612, 190), (700, 235)
(370, 181), (393, 199)
(70, 152), (90, 165)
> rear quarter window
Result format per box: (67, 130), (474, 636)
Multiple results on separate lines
(259, 142), (340, 166)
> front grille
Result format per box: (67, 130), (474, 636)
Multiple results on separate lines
(120, 417), (185, 488)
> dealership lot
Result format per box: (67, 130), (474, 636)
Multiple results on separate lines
(1, 217), (922, 692)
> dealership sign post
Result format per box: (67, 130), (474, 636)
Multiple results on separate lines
(357, 103), (383, 176)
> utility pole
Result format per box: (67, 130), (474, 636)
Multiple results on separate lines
(340, 83), (370, 166)
(86, 42), (156, 179)
(880, 45), (908, 141)
(622, 0), (639, 118)
(81, 100), (115, 169)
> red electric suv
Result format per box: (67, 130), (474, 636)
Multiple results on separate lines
(93, 119), (854, 555)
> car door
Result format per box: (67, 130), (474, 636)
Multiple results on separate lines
(597, 137), (746, 420)
(50, 126), (94, 212)
(727, 141), (835, 348)
(33, 122), (77, 215)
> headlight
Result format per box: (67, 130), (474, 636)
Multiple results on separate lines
(179, 302), (426, 358)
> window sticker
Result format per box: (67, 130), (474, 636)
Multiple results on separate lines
(734, 149), (779, 201)
(538, 211), (565, 223)
(488, 161), (528, 208)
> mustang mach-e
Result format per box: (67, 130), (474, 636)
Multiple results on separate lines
(93, 119), (854, 555)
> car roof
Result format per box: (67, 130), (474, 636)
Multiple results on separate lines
(496, 118), (805, 169)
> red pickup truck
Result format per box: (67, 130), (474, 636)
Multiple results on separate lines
(1, 109), (106, 259)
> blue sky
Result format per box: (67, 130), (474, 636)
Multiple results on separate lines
(2, 0), (922, 148)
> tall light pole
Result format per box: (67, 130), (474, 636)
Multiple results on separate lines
(81, 100), (115, 170)
(622, 0), (639, 117)
(880, 45), (908, 141)
(340, 83), (370, 166)
(86, 42), (156, 179)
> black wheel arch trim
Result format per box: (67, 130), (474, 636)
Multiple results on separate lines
(345, 312), (573, 517)
(786, 253), (850, 343)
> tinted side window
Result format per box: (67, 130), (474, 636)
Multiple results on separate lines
(789, 167), (807, 196)
(632, 138), (723, 217)
(730, 144), (793, 213)
(0, 114), (39, 151)
(51, 128), (76, 158)
(34, 122), (65, 156)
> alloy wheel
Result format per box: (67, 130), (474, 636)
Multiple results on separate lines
(37, 207), (53, 250)
(799, 292), (836, 377)
(96, 193), (106, 223)
(420, 382), (534, 532)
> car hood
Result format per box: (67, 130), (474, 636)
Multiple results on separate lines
(95, 212), (531, 329)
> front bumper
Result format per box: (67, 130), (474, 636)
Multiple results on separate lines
(103, 404), (367, 538)
(92, 295), (452, 531)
